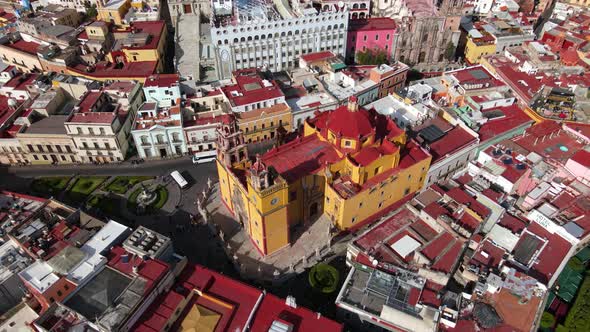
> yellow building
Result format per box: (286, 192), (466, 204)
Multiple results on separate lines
(97, 0), (131, 26)
(464, 31), (496, 65)
(236, 103), (292, 143)
(216, 97), (432, 255)
(107, 21), (168, 72)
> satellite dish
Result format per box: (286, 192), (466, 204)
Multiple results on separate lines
(372, 259), (378, 266)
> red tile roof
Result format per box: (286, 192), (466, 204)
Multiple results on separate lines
(420, 281), (444, 307)
(513, 121), (585, 162)
(262, 134), (341, 182)
(5, 39), (40, 55)
(446, 187), (489, 218)
(70, 61), (157, 79)
(0, 95), (22, 127)
(349, 17), (397, 31)
(3, 73), (37, 91)
(143, 74), (179, 88)
(570, 149), (590, 168)
(424, 202), (449, 219)
(428, 126), (477, 162)
(222, 69), (284, 107)
(471, 240), (506, 269)
(431, 241), (462, 273)
(113, 20), (165, 50)
(477, 105), (533, 143)
(175, 264), (263, 332)
(421, 232), (454, 261)
(498, 213), (526, 233)
(250, 294), (343, 332)
(107, 246), (169, 296)
(326, 105), (374, 139)
(524, 222), (572, 285)
(300, 51), (336, 63)
(449, 66), (505, 89)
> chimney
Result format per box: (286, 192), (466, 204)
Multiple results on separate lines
(347, 95), (358, 112)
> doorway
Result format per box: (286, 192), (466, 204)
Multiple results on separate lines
(310, 202), (319, 217)
(183, 4), (192, 13)
(159, 148), (167, 157)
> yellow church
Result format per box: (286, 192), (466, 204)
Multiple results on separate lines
(216, 96), (432, 256)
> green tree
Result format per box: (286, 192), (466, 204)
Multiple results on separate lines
(355, 48), (389, 65)
(85, 1), (98, 18)
(540, 312), (556, 330)
(445, 42), (456, 61)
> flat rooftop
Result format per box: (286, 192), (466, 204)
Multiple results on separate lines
(21, 115), (70, 135)
(65, 267), (132, 320)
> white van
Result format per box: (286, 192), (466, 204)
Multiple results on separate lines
(192, 150), (217, 164)
(170, 170), (188, 189)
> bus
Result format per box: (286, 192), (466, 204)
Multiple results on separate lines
(170, 170), (188, 189)
(192, 150), (217, 164)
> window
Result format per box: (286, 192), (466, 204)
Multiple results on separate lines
(375, 35), (379, 41)
(57, 290), (63, 296)
(352, 217), (356, 223)
(42, 155), (48, 160)
(359, 202), (363, 208)
(363, 35), (367, 41)
(27, 144), (33, 152)
(49, 297), (55, 303)
(289, 191), (297, 202)
(56, 145), (62, 153)
(378, 202), (383, 208)
(77, 127), (82, 134)
(100, 128), (106, 135)
(66, 146), (72, 153)
(404, 187), (410, 195)
(344, 140), (351, 147)
(89, 128), (94, 135)
(386, 34), (390, 40)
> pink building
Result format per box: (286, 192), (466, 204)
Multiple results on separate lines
(346, 18), (397, 64)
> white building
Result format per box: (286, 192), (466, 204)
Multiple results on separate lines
(210, 2), (348, 80)
(142, 74), (181, 107)
(131, 102), (187, 159)
(65, 82), (143, 163)
(366, 83), (436, 129)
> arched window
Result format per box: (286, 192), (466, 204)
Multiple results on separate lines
(353, 3), (359, 9)
(360, 3), (367, 9)
(233, 38), (238, 43)
(240, 37), (245, 42)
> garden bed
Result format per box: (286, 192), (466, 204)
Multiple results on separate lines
(105, 176), (153, 194)
(65, 176), (107, 203)
(30, 177), (71, 195)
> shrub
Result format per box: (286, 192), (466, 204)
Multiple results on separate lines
(540, 312), (556, 329)
(308, 263), (340, 294)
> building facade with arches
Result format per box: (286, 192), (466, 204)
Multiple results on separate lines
(210, 10), (349, 80)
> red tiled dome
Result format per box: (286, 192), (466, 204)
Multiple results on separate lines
(326, 104), (374, 139)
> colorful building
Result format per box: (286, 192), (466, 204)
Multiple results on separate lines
(347, 17), (397, 63)
(97, 0), (132, 26)
(235, 103), (292, 144)
(108, 21), (168, 73)
(464, 29), (496, 64)
(216, 96), (431, 255)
